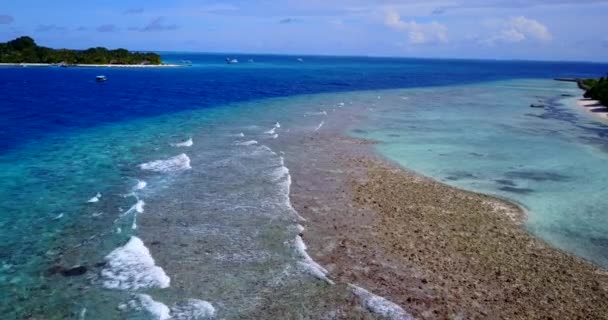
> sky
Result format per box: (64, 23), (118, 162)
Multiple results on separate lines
(1, 0), (607, 62)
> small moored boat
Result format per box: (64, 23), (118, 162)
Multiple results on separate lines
(96, 75), (107, 82)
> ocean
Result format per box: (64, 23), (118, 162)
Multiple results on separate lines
(0, 54), (607, 319)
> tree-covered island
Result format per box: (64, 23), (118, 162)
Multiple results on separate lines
(582, 78), (608, 106)
(0, 36), (162, 65)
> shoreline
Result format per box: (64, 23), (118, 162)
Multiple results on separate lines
(0, 63), (182, 68)
(577, 98), (608, 121)
(287, 131), (608, 319)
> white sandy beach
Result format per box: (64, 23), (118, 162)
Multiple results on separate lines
(577, 98), (608, 121)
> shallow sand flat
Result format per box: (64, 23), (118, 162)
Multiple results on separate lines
(577, 98), (608, 121)
(288, 132), (608, 319)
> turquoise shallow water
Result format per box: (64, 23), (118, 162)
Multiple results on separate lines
(352, 79), (608, 267)
(2, 69), (608, 318)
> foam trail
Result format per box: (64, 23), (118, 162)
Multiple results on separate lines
(79, 308), (87, 320)
(123, 200), (145, 216)
(236, 140), (258, 146)
(351, 285), (413, 320)
(294, 235), (333, 284)
(306, 110), (327, 116)
(52, 213), (64, 220)
(272, 156), (305, 221)
(315, 121), (325, 132)
(296, 224), (305, 235)
(101, 236), (170, 290)
(125, 294), (216, 320)
(171, 138), (193, 148)
(135, 180), (147, 190)
(171, 299), (216, 319)
(132, 294), (171, 320)
(87, 193), (101, 203)
(271, 134), (278, 139)
(124, 199), (144, 229)
(140, 154), (191, 173)
(279, 161), (306, 222)
(134, 200), (145, 213)
(265, 127), (276, 135)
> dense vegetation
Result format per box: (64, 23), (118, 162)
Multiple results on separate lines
(583, 77), (608, 106)
(0, 36), (162, 65)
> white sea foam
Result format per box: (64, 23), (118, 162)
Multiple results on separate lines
(52, 213), (64, 220)
(275, 162), (306, 222)
(296, 224), (305, 234)
(271, 165), (289, 182)
(171, 138), (193, 148)
(123, 199), (145, 230)
(133, 294), (171, 320)
(264, 127), (276, 135)
(275, 122), (281, 128)
(92, 212), (103, 217)
(140, 154), (192, 173)
(236, 140), (258, 146)
(293, 235), (332, 284)
(338, 102), (345, 107)
(134, 200), (145, 213)
(171, 299), (216, 320)
(294, 235), (308, 252)
(123, 199), (145, 216)
(101, 236), (170, 290)
(351, 285), (413, 320)
(315, 121), (325, 132)
(135, 180), (147, 190)
(87, 193), (101, 203)
(306, 110), (328, 116)
(125, 294), (215, 320)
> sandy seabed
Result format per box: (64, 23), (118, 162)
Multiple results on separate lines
(287, 132), (608, 319)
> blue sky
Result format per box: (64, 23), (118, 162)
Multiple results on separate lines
(1, 1), (607, 61)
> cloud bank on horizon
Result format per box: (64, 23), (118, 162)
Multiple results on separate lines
(0, 0), (607, 61)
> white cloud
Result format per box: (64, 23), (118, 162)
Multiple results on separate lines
(486, 16), (552, 44)
(384, 9), (448, 45)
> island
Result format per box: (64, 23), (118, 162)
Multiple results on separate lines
(582, 77), (608, 105)
(567, 77), (608, 121)
(0, 36), (170, 67)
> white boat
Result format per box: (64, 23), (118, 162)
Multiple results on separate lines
(96, 75), (107, 82)
(225, 58), (239, 64)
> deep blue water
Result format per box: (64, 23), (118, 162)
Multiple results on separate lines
(1, 54), (608, 319)
(1, 54), (606, 152)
